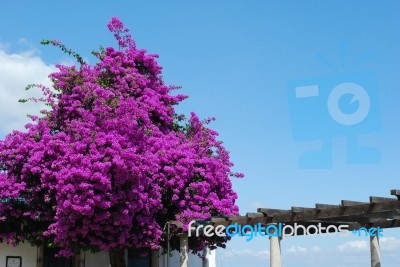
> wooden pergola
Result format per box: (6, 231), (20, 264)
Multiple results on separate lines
(171, 189), (400, 267)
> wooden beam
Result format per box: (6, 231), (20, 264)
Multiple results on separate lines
(228, 215), (247, 221)
(292, 207), (315, 212)
(390, 189), (400, 199)
(341, 200), (368, 206)
(316, 203), (340, 209)
(321, 216), (372, 223)
(210, 217), (229, 226)
(246, 212), (265, 218)
(271, 201), (400, 223)
(210, 217), (227, 223)
(366, 219), (400, 229)
(369, 196), (398, 203)
(258, 208), (292, 217)
(246, 213), (268, 225)
(227, 215), (248, 225)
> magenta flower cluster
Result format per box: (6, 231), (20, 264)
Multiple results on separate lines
(0, 17), (243, 256)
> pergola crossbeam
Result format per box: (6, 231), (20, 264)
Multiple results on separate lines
(369, 196), (397, 203)
(182, 190), (400, 231)
(341, 200), (369, 206)
(171, 189), (400, 267)
(291, 206), (315, 212)
(390, 189), (400, 199)
(315, 203), (341, 209)
(257, 208), (292, 217)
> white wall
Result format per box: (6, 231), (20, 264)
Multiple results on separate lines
(85, 251), (110, 267)
(85, 249), (204, 267)
(0, 243), (210, 267)
(157, 250), (203, 267)
(0, 243), (37, 267)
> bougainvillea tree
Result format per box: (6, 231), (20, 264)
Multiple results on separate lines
(0, 17), (243, 267)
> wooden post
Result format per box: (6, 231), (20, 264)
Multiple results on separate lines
(151, 250), (159, 267)
(80, 250), (85, 267)
(270, 235), (282, 267)
(109, 248), (126, 267)
(36, 245), (44, 267)
(180, 234), (189, 267)
(370, 235), (381, 267)
(73, 252), (80, 267)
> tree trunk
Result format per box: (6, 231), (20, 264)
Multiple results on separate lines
(109, 248), (126, 267)
(151, 249), (159, 267)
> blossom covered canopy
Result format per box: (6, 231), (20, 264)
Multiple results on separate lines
(0, 17), (243, 256)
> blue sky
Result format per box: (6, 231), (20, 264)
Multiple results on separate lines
(1, 1), (400, 266)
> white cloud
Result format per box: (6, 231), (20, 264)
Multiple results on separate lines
(337, 240), (368, 252)
(287, 245), (307, 253)
(337, 237), (400, 254)
(380, 237), (400, 253)
(0, 48), (56, 134)
(17, 38), (40, 55)
(286, 245), (320, 254)
(310, 246), (321, 252)
(220, 248), (269, 260)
